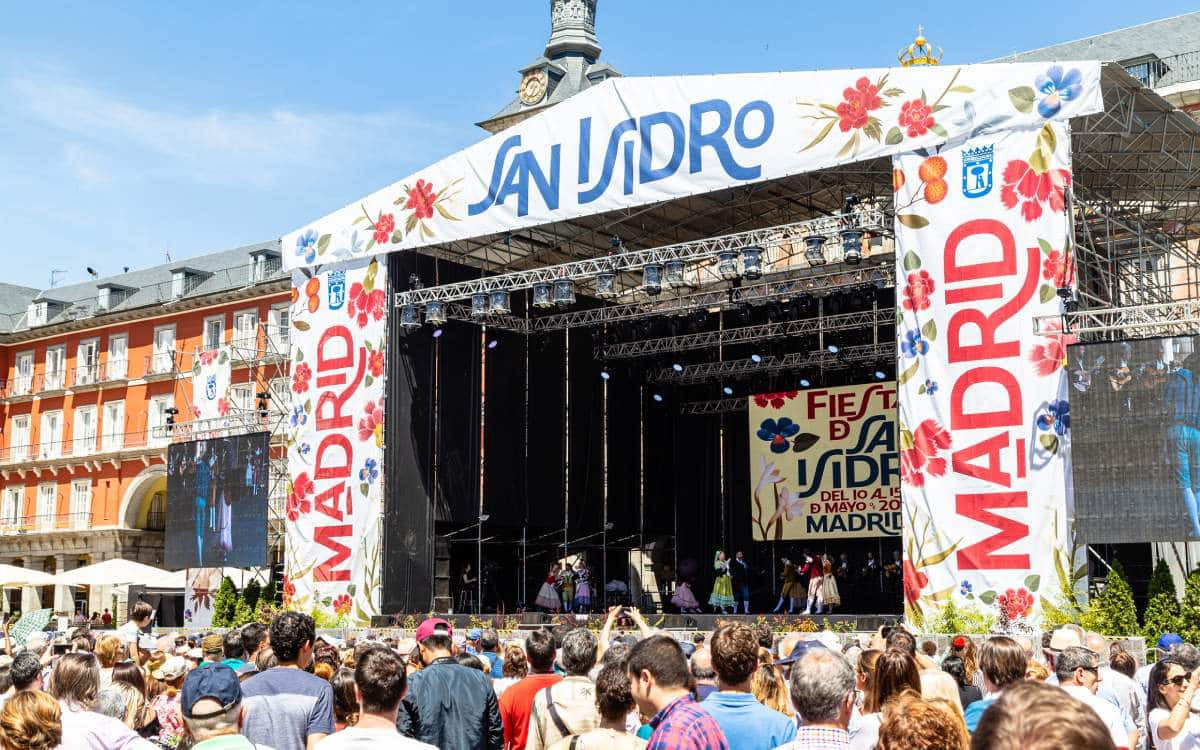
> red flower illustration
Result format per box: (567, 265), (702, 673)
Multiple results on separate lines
(898, 99), (935, 138)
(347, 283), (386, 329)
(902, 560), (929, 605)
(996, 587), (1034, 620)
(900, 419), (952, 487)
(1029, 337), (1066, 377)
(368, 349), (385, 378)
(836, 77), (882, 132)
(1042, 249), (1074, 289)
(902, 271), (935, 312)
(358, 399), (383, 443)
(753, 391), (799, 410)
(292, 362), (312, 393)
(1000, 159), (1071, 222)
(372, 213), (395, 245)
(287, 472), (314, 521)
(406, 179), (438, 220)
(216, 398), (229, 417)
(333, 594), (353, 616)
(199, 350), (219, 365)
(282, 577), (295, 606)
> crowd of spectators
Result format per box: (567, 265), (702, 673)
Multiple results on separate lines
(0, 602), (1193, 750)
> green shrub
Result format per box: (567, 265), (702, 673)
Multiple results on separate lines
(1081, 560), (1138, 636)
(212, 577), (239, 627)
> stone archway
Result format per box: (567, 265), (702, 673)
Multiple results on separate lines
(118, 465), (167, 530)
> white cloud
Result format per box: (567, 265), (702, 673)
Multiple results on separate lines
(5, 74), (453, 189)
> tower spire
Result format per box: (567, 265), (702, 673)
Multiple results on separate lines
(547, 0), (601, 62)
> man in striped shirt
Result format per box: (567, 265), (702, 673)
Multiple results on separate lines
(627, 635), (728, 750)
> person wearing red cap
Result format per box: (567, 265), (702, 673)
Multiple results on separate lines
(395, 618), (503, 749)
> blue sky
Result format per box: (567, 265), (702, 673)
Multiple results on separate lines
(0, 1), (1195, 288)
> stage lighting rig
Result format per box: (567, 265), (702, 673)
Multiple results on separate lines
(716, 249), (740, 280)
(532, 283), (553, 309)
(553, 278), (575, 306)
(489, 290), (511, 315)
(470, 292), (490, 318)
(425, 300), (447, 325)
(741, 246), (764, 280)
(664, 259), (687, 289)
(643, 262), (664, 295)
(400, 303), (421, 328)
(803, 234), (828, 266)
(595, 268), (618, 298)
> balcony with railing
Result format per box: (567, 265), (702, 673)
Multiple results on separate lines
(145, 351), (182, 380)
(0, 512), (94, 535)
(41, 369), (67, 395)
(70, 360), (130, 390)
(0, 429), (172, 467)
(1128, 49), (1200, 90)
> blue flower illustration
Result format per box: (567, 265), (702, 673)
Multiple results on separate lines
(901, 329), (929, 358)
(959, 580), (973, 596)
(757, 418), (801, 454)
(1037, 400), (1070, 436)
(298, 442), (312, 458)
(923, 379), (938, 395)
(1034, 66), (1082, 118)
(296, 229), (319, 264)
(290, 404), (307, 429)
(358, 457), (379, 483)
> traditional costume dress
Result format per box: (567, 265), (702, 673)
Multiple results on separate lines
(708, 554), (736, 612)
(535, 568), (561, 611)
(671, 581), (701, 613)
(820, 560), (841, 612)
(573, 567), (592, 611)
(558, 568), (576, 612)
(773, 560), (800, 613)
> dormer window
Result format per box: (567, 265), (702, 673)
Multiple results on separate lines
(26, 299), (64, 328)
(169, 267), (210, 298)
(96, 283), (135, 311)
(171, 271), (186, 298)
(248, 249), (282, 284)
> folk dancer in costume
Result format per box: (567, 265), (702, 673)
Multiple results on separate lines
(708, 550), (736, 614)
(773, 557), (800, 614)
(820, 557), (841, 613)
(572, 560), (592, 612)
(671, 578), (702, 613)
(535, 563), (562, 612)
(558, 564), (576, 613)
(730, 550), (751, 614)
(801, 552), (825, 615)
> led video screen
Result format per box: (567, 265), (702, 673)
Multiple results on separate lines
(165, 432), (270, 568)
(1071, 336), (1200, 542)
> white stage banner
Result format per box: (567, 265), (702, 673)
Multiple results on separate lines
(191, 346), (232, 421)
(184, 568), (218, 628)
(894, 120), (1076, 628)
(283, 63), (1102, 271)
(285, 256), (386, 625)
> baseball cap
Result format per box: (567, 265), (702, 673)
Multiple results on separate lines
(776, 638), (827, 666)
(414, 618), (453, 643)
(467, 628), (483, 641)
(151, 655), (189, 682)
(201, 634), (224, 658)
(181, 664), (241, 719)
(1048, 628), (1082, 651)
(186, 648), (203, 661)
(1158, 633), (1185, 651)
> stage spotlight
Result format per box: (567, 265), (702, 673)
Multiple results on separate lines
(875, 370), (887, 380)
(723, 385), (734, 396)
(664, 260), (686, 288)
(487, 339), (499, 350)
(750, 353), (762, 364)
(643, 262), (664, 295)
(827, 344), (839, 354)
(672, 363), (684, 373)
(652, 392), (664, 402)
(595, 270), (617, 298)
(400, 303), (421, 329)
(432, 328), (444, 339)
(600, 369), (611, 381)
(425, 300), (447, 326)
(716, 249), (740, 280)
(741, 246), (763, 280)
(840, 228), (864, 265)
(489, 290), (511, 315)
(799, 379), (811, 388)
(803, 234), (827, 266)
(470, 292), (490, 318)
(552, 278), (576, 306)
(532, 282), (553, 309)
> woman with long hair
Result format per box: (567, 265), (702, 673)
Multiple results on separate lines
(855, 649), (922, 750)
(940, 655), (982, 709)
(493, 643), (528, 698)
(855, 649), (881, 710)
(94, 635), (127, 688)
(751, 647), (793, 717)
(947, 635), (982, 689)
(0, 691), (62, 750)
(708, 550), (735, 614)
(331, 668), (358, 731)
(1147, 659), (1200, 748)
(535, 563), (562, 613)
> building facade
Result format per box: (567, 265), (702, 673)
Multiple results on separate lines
(0, 243), (289, 615)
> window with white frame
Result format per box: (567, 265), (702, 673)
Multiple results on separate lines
(102, 400), (125, 452)
(73, 405), (97, 455)
(44, 345), (66, 390)
(203, 316), (225, 351)
(108, 334), (128, 379)
(153, 325), (176, 373)
(26, 302), (46, 327)
(39, 410), (63, 459)
(36, 483), (56, 530)
(13, 352), (33, 395)
(149, 394), (174, 444)
(233, 310), (258, 349)
(76, 338), (99, 385)
(0, 486), (21, 530)
(69, 480), (91, 529)
(230, 383), (254, 413)
(9, 415), (30, 461)
(171, 271), (186, 299)
(269, 377), (289, 416)
(268, 304), (290, 352)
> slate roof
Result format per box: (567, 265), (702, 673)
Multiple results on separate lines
(992, 12), (1200, 63)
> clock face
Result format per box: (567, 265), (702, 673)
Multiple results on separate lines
(520, 69), (548, 106)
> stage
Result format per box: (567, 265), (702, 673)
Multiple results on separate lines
(370, 611), (902, 633)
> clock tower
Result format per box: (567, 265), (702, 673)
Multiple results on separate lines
(477, 0), (620, 134)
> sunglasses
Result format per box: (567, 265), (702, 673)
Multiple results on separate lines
(1166, 673), (1192, 687)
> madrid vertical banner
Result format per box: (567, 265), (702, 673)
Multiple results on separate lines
(286, 253), (386, 625)
(894, 119), (1076, 628)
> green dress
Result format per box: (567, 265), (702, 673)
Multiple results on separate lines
(709, 560), (735, 608)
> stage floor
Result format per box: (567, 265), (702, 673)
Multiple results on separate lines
(372, 612), (903, 632)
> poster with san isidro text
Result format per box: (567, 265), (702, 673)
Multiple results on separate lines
(750, 383), (899, 540)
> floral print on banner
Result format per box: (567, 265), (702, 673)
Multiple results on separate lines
(190, 346), (232, 422)
(894, 120), (1078, 630)
(286, 256), (387, 626)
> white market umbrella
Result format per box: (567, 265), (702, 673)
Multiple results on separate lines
(0, 564), (57, 588)
(58, 559), (170, 587)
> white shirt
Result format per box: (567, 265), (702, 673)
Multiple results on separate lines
(317, 727), (436, 750)
(117, 620), (141, 645)
(1149, 708), (1200, 750)
(1062, 684), (1129, 749)
(1101, 666), (1145, 738)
